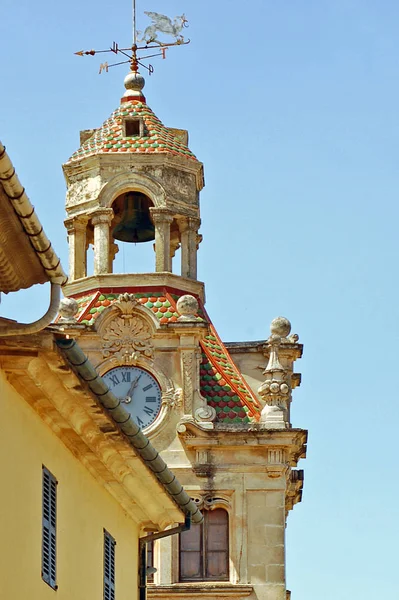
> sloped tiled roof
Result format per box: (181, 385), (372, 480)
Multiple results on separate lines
(200, 325), (261, 423)
(0, 141), (66, 292)
(67, 100), (198, 163)
(68, 288), (261, 423)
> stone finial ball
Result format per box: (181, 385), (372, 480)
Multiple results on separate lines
(176, 294), (199, 318)
(59, 297), (79, 321)
(124, 71), (145, 92)
(270, 316), (291, 338)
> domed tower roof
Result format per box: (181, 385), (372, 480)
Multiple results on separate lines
(66, 82), (198, 163)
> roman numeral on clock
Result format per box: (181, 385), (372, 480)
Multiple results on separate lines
(146, 396), (157, 403)
(109, 374), (120, 386)
(143, 384), (153, 392)
(122, 371), (131, 382)
(144, 407), (154, 416)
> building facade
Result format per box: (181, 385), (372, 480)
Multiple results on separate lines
(58, 67), (308, 600)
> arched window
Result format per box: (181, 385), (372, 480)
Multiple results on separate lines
(179, 508), (229, 581)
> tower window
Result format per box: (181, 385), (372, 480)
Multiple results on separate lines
(179, 508), (229, 581)
(124, 118), (142, 137)
(42, 466), (57, 590)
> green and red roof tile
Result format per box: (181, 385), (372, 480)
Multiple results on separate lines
(67, 288), (260, 423)
(200, 324), (261, 423)
(67, 100), (198, 163)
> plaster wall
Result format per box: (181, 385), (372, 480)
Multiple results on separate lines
(0, 369), (139, 600)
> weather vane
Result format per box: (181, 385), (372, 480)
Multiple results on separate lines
(75, 1), (189, 75)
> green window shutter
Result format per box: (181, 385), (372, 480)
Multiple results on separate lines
(104, 530), (116, 600)
(42, 466), (57, 589)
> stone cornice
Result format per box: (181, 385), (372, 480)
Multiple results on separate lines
(225, 340), (303, 360)
(177, 419), (307, 467)
(63, 273), (206, 302)
(63, 152), (204, 188)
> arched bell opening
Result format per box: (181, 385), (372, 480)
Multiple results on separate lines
(111, 191), (155, 244)
(110, 191), (156, 274)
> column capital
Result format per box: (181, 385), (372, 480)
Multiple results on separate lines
(150, 207), (174, 224)
(64, 215), (88, 233)
(177, 216), (201, 233)
(90, 208), (114, 226)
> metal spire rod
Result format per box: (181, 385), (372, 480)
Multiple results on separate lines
(133, 0), (137, 45)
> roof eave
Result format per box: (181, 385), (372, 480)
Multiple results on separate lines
(0, 141), (67, 289)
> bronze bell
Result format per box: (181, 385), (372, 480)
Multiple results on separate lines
(112, 192), (155, 243)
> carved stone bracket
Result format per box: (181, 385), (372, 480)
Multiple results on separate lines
(285, 469), (304, 513)
(266, 448), (288, 478)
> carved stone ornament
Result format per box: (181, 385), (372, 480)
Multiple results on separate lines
(259, 333), (291, 429)
(176, 294), (199, 322)
(270, 316), (299, 344)
(58, 297), (79, 323)
(181, 350), (194, 412)
(190, 494), (230, 510)
(161, 387), (183, 409)
(101, 293), (154, 364)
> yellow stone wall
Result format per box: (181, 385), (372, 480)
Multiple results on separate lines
(0, 370), (139, 600)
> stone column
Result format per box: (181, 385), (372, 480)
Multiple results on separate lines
(64, 216), (88, 281)
(150, 208), (173, 272)
(91, 208), (114, 276)
(179, 217), (200, 280)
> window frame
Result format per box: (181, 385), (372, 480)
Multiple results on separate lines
(41, 466), (57, 590)
(179, 507), (229, 582)
(123, 118), (144, 138)
(104, 529), (116, 600)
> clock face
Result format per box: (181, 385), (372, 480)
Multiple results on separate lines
(102, 366), (162, 429)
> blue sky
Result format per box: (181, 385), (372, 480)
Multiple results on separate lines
(2, 1), (399, 598)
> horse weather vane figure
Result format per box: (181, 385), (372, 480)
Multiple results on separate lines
(75, 3), (190, 76)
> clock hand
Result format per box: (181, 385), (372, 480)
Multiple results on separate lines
(121, 373), (143, 404)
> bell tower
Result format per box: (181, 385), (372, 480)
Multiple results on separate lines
(61, 50), (307, 600)
(63, 64), (204, 292)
